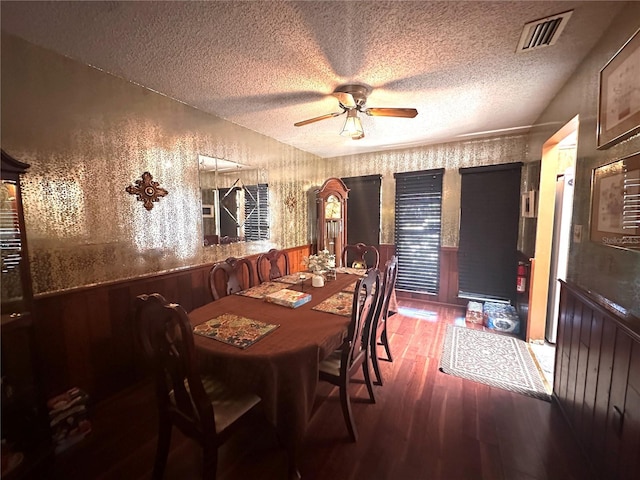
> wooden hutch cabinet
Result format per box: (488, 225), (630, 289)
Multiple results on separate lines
(1, 150), (51, 478)
(315, 177), (349, 264)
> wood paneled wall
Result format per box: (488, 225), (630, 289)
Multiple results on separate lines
(30, 243), (464, 403)
(32, 245), (312, 403)
(395, 246), (465, 307)
(377, 244), (396, 271)
(555, 280), (640, 480)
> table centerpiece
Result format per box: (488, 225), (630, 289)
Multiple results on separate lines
(302, 249), (336, 287)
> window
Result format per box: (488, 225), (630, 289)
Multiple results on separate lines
(341, 175), (382, 247)
(458, 163), (522, 303)
(394, 169), (444, 294)
(244, 183), (269, 241)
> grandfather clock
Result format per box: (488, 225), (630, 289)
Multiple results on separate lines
(315, 177), (349, 265)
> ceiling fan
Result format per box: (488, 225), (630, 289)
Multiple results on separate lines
(294, 84), (418, 140)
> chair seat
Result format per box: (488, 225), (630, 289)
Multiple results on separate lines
(319, 350), (342, 377)
(171, 374), (261, 433)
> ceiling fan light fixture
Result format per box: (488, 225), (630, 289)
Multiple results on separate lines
(340, 109), (364, 139)
(294, 83), (416, 139)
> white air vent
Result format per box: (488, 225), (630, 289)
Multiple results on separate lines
(517, 10), (573, 52)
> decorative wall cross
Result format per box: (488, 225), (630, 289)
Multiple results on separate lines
(285, 194), (297, 212)
(125, 172), (168, 211)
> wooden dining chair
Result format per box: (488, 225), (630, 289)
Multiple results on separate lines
(208, 256), (255, 300)
(256, 248), (290, 283)
(369, 255), (398, 386)
(133, 293), (262, 480)
(318, 268), (380, 442)
(341, 243), (380, 269)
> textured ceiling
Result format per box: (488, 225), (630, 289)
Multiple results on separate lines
(0, 1), (626, 158)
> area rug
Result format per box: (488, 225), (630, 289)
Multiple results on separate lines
(439, 325), (551, 401)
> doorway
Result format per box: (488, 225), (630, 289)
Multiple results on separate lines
(546, 169), (575, 343)
(528, 116), (578, 346)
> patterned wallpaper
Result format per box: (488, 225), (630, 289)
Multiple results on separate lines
(1, 33), (528, 296)
(319, 136), (527, 247)
(5, 19), (638, 319)
(1, 33), (315, 294)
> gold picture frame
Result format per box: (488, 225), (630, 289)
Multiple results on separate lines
(590, 152), (640, 251)
(597, 28), (640, 149)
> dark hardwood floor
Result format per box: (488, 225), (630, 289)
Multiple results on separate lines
(47, 300), (596, 480)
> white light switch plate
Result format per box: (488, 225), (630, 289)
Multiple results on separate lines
(573, 224), (582, 243)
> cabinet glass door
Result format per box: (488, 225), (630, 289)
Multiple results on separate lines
(1, 179), (26, 314)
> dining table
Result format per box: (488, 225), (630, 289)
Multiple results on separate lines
(188, 269), (366, 468)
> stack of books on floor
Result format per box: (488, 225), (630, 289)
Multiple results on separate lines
(48, 387), (92, 454)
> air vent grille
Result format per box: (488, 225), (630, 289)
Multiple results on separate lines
(517, 10), (573, 52)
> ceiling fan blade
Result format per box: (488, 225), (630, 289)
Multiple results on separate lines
(332, 92), (357, 109)
(363, 107), (418, 118)
(294, 111), (344, 127)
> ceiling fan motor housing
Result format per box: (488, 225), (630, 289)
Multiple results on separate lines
(333, 84), (370, 108)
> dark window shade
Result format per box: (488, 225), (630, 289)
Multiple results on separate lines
(394, 169), (444, 294)
(341, 175), (381, 248)
(458, 163), (522, 304)
(244, 184), (269, 241)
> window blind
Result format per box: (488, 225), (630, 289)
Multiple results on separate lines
(394, 169), (444, 294)
(244, 184), (269, 241)
(458, 163), (522, 304)
(342, 174), (382, 247)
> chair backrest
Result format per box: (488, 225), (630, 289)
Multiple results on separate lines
(341, 243), (380, 269)
(342, 268), (380, 369)
(256, 249), (290, 283)
(134, 293), (215, 434)
(372, 256), (398, 338)
(209, 257), (255, 300)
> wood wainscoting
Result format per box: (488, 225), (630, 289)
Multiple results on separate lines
(31, 245), (312, 403)
(377, 244), (396, 270)
(31, 244), (463, 403)
(555, 280), (640, 480)
(394, 246), (465, 307)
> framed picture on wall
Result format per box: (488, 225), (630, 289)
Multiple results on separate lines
(590, 152), (640, 251)
(597, 28), (640, 149)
